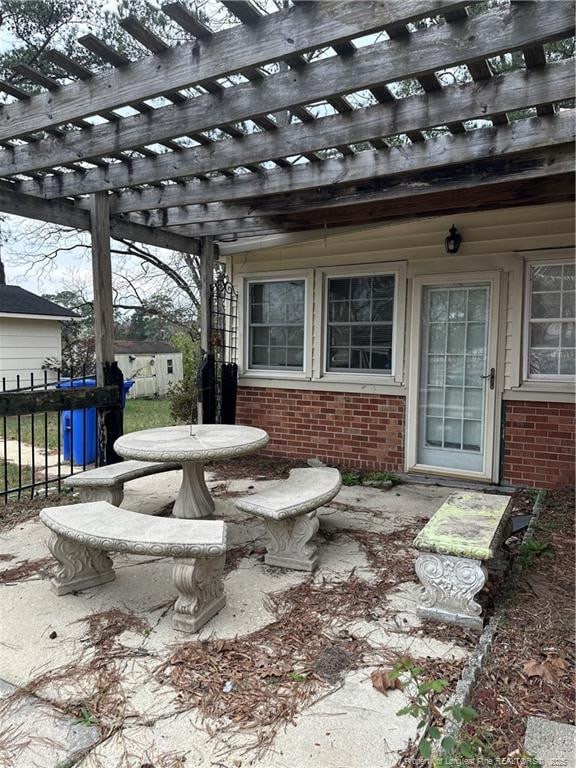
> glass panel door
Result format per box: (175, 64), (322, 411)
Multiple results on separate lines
(418, 284), (490, 472)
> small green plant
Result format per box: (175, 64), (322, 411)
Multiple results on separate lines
(341, 471), (362, 486)
(290, 672), (305, 682)
(75, 707), (99, 726)
(390, 659), (492, 766)
(364, 471), (401, 486)
(517, 538), (552, 569)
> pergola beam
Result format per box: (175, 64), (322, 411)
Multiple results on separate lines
(0, 0), (467, 141)
(0, 184), (198, 252)
(105, 112), (575, 213)
(3, 1), (572, 177)
(14, 61), (574, 198)
(164, 145), (574, 237)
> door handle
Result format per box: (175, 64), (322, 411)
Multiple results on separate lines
(481, 367), (495, 390)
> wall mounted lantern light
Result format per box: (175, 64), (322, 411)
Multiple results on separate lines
(445, 225), (462, 254)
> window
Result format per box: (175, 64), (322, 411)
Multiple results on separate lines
(527, 262), (575, 379)
(167, 358), (174, 374)
(248, 279), (305, 370)
(326, 274), (395, 373)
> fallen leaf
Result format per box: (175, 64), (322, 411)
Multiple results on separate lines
(371, 668), (403, 695)
(523, 656), (570, 684)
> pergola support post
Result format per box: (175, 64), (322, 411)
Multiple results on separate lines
(197, 236), (215, 425)
(90, 191), (123, 465)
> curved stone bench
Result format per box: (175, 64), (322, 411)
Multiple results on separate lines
(64, 460), (181, 506)
(413, 491), (512, 629)
(235, 467), (341, 571)
(40, 502), (226, 633)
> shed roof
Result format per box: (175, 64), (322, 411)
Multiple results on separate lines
(113, 340), (178, 355)
(0, 285), (79, 319)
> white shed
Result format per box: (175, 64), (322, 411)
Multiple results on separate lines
(0, 284), (77, 390)
(114, 340), (183, 398)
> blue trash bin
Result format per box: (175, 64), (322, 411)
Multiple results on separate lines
(122, 379), (135, 405)
(58, 378), (97, 466)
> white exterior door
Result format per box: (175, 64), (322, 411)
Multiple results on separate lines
(407, 273), (501, 480)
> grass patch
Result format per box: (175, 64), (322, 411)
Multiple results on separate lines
(123, 398), (174, 432)
(0, 462), (33, 496)
(3, 399), (174, 454)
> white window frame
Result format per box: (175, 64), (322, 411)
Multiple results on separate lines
(314, 261), (407, 385)
(523, 254), (575, 383)
(239, 269), (314, 380)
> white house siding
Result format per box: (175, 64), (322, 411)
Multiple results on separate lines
(115, 352), (183, 398)
(229, 201), (575, 403)
(0, 317), (61, 389)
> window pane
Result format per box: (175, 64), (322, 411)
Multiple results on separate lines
(467, 289), (487, 321)
(448, 290), (466, 321)
(463, 421), (481, 452)
(252, 327), (269, 346)
(444, 419), (462, 449)
(326, 274), (396, 373)
(532, 264), (562, 291)
(429, 290), (448, 322)
(465, 354), (484, 385)
(249, 280), (304, 370)
(329, 301), (349, 322)
(428, 323), (446, 353)
(427, 356), (445, 386)
(562, 291), (575, 319)
(426, 418), (443, 446)
(371, 348), (392, 371)
(530, 322), (561, 348)
(464, 388), (483, 419)
(447, 323), (465, 354)
(560, 350), (575, 376)
(528, 263), (575, 378)
(530, 349), (559, 375)
(269, 326), (287, 346)
(426, 387), (443, 417)
(350, 277), (371, 300)
(532, 292), (561, 319)
(445, 387), (463, 418)
(350, 300), (370, 321)
(372, 276), (395, 299)
(446, 355), (464, 386)
(351, 325), (371, 346)
(562, 322), (575, 347)
(467, 323), (486, 354)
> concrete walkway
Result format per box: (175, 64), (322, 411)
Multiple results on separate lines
(0, 473), (471, 768)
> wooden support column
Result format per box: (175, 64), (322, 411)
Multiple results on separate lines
(90, 191), (123, 465)
(197, 236), (215, 424)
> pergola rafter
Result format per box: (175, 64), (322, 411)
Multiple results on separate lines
(0, 0), (573, 246)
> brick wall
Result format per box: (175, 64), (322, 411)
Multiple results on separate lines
(502, 400), (575, 488)
(236, 387), (405, 471)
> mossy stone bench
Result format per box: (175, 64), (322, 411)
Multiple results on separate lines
(413, 491), (512, 629)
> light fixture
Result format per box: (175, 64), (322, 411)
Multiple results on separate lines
(445, 224), (462, 254)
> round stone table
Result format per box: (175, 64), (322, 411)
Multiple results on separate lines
(114, 425), (269, 519)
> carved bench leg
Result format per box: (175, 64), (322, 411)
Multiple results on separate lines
(264, 511), (320, 572)
(172, 555), (226, 633)
(48, 533), (115, 596)
(78, 485), (123, 506)
(415, 552), (487, 630)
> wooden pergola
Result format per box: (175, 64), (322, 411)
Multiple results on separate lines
(1, 0), (574, 457)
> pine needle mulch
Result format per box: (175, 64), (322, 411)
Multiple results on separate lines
(159, 520), (463, 755)
(465, 486), (576, 756)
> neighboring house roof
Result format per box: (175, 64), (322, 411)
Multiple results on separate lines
(113, 340), (179, 355)
(0, 285), (79, 319)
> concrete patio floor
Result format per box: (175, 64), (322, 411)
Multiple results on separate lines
(0, 471), (474, 768)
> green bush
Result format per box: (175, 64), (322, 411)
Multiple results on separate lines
(168, 332), (199, 424)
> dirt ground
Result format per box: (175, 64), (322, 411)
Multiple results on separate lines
(466, 486), (575, 756)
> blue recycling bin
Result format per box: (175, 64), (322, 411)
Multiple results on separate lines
(58, 378), (97, 465)
(59, 379), (134, 465)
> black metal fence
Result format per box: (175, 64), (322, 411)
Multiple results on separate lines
(0, 367), (120, 503)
